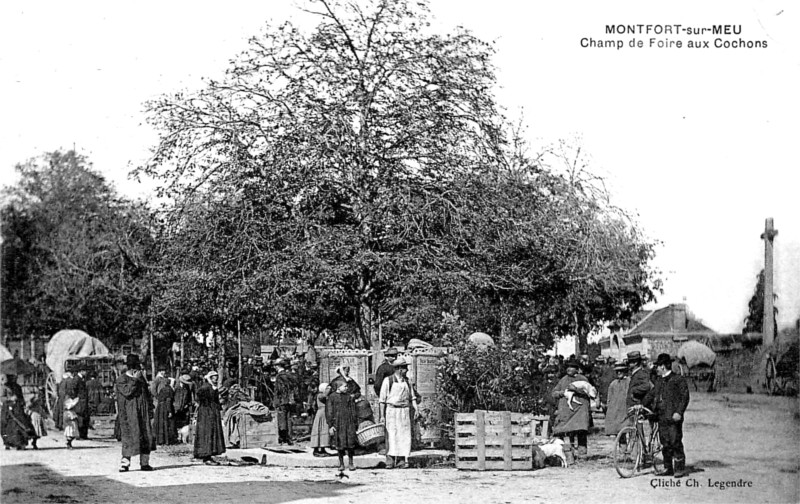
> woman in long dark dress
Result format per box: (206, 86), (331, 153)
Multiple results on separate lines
(1, 376), (36, 450)
(54, 375), (67, 431)
(325, 381), (358, 471)
(153, 379), (177, 445)
(193, 371), (225, 465)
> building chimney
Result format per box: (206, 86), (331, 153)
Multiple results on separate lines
(672, 304), (687, 332)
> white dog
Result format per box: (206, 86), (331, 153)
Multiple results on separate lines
(534, 438), (568, 468)
(178, 421), (195, 444)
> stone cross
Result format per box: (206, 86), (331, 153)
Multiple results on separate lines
(760, 218), (778, 347)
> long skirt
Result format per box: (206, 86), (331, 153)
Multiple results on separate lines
(193, 405), (225, 458)
(385, 405), (412, 457)
(30, 411), (47, 438)
(310, 406), (330, 448)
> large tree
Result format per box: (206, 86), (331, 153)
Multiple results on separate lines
(139, 0), (508, 348)
(1, 151), (155, 344)
(137, 0), (659, 351)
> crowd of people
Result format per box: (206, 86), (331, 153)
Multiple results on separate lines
(2, 345), (689, 477)
(544, 350), (690, 477)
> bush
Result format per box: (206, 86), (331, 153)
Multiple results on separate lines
(436, 342), (550, 420)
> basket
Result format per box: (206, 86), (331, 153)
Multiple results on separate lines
(356, 422), (385, 446)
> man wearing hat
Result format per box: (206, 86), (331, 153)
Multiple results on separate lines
(272, 359), (296, 445)
(645, 353), (691, 477)
(604, 363), (630, 436)
(625, 351), (653, 409)
(597, 357), (616, 413)
(378, 356), (419, 469)
(373, 348), (398, 396)
(115, 354), (155, 471)
(551, 357), (592, 458)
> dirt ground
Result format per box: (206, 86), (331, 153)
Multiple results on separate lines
(1, 392), (798, 504)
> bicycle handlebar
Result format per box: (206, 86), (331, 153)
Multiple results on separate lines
(627, 404), (654, 416)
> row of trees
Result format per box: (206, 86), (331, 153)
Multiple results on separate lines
(1, 0), (660, 358)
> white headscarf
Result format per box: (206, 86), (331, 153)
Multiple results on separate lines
(204, 371), (219, 389)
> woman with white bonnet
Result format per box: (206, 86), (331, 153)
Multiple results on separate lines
(310, 382), (333, 457)
(193, 370), (225, 465)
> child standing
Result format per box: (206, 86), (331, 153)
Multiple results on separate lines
(309, 383), (331, 457)
(63, 397), (79, 449)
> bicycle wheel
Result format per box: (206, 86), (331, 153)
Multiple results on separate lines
(650, 429), (665, 475)
(614, 426), (641, 478)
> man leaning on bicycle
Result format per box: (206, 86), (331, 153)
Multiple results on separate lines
(644, 353), (691, 478)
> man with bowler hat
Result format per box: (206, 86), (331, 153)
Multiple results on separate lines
(645, 353), (690, 477)
(625, 351), (652, 408)
(115, 354), (155, 471)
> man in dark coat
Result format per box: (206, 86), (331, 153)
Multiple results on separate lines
(373, 348), (398, 396)
(272, 360), (296, 445)
(551, 358), (592, 458)
(172, 374), (194, 430)
(645, 353), (690, 478)
(86, 372), (103, 416)
(625, 351), (652, 408)
(116, 354), (155, 472)
(598, 357), (617, 413)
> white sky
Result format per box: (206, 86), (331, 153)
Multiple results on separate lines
(1, 0), (798, 338)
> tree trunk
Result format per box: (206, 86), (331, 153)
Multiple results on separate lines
(574, 312), (588, 356)
(217, 328), (226, 383)
(358, 300), (381, 351)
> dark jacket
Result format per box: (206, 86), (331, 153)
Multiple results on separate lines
(116, 372), (155, 457)
(598, 366), (616, 404)
(644, 372), (690, 424)
(374, 362), (395, 396)
(626, 366), (652, 408)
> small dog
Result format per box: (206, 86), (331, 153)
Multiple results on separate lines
(533, 438), (568, 468)
(178, 423), (194, 444)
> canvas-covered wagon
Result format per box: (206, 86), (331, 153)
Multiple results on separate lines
(677, 340), (717, 392)
(44, 330), (117, 416)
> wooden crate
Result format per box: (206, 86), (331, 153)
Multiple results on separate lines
(455, 410), (549, 470)
(239, 416), (278, 448)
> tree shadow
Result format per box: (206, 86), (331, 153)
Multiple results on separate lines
(1, 463), (361, 504)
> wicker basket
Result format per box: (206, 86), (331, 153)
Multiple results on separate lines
(356, 422), (385, 446)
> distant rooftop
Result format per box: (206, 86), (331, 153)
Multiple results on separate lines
(627, 303), (715, 336)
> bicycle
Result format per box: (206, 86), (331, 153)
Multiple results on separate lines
(613, 404), (665, 478)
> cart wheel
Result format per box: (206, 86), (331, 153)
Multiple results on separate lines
(45, 372), (58, 416)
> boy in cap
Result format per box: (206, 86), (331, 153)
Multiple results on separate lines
(645, 353), (690, 477)
(115, 354), (155, 471)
